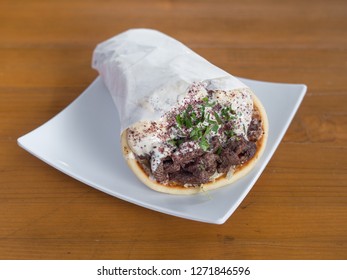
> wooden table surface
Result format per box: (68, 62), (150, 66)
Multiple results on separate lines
(1, 0), (346, 260)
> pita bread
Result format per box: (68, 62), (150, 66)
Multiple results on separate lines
(121, 92), (268, 195)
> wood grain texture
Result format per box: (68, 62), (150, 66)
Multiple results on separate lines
(1, 0), (346, 260)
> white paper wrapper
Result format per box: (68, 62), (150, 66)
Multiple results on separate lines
(92, 28), (248, 133)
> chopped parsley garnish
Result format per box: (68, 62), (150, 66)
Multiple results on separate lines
(203, 125), (212, 137)
(199, 136), (209, 151)
(212, 124), (219, 133)
(183, 111), (193, 128)
(221, 106), (236, 121)
(176, 114), (183, 128)
(168, 138), (185, 147)
(202, 97), (209, 103)
(171, 96), (237, 151)
(190, 127), (202, 140)
(213, 112), (222, 124)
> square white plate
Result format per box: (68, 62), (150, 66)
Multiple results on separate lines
(18, 77), (306, 224)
